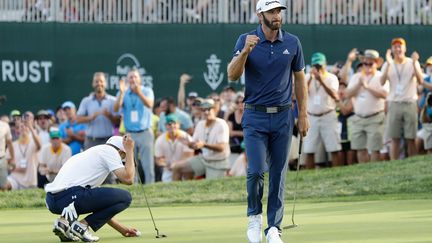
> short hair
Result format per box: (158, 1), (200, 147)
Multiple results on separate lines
(166, 96), (176, 106)
(92, 72), (107, 85)
(128, 68), (142, 83)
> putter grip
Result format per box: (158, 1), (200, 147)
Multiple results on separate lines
(298, 137), (303, 155)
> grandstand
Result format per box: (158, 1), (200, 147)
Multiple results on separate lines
(0, 0), (431, 25)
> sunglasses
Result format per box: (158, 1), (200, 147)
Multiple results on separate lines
(362, 62), (375, 67)
(201, 108), (212, 112)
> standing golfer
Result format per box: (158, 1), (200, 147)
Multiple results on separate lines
(228, 0), (308, 242)
(45, 135), (140, 242)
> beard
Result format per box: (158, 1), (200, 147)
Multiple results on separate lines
(262, 14), (281, 30)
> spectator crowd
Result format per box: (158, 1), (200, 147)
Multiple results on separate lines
(1, 37), (431, 191)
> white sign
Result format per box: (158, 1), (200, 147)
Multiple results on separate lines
(203, 54), (224, 90)
(1, 60), (52, 83)
(108, 53), (153, 90)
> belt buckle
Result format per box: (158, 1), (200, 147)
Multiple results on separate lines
(266, 107), (278, 113)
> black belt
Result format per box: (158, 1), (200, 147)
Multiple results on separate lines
(127, 129), (147, 133)
(244, 104), (291, 114)
(86, 136), (110, 141)
(356, 111), (383, 119)
(308, 110), (334, 117)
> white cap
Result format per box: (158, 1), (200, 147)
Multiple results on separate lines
(256, 0), (287, 13)
(106, 136), (125, 152)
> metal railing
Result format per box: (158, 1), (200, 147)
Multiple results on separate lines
(0, 0), (431, 24)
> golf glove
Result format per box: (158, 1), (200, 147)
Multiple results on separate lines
(61, 202), (78, 223)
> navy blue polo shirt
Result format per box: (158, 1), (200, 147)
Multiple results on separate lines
(232, 25), (305, 106)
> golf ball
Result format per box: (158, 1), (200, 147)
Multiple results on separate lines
(136, 230), (142, 237)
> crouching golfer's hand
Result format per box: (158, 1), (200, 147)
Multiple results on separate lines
(61, 202), (78, 223)
(108, 218), (141, 237)
(123, 134), (135, 152)
(122, 227), (141, 237)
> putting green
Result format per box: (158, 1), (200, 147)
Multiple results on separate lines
(0, 200), (431, 243)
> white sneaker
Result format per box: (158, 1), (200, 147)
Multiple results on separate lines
(70, 221), (100, 242)
(52, 218), (79, 242)
(247, 214), (262, 243)
(266, 227), (283, 243)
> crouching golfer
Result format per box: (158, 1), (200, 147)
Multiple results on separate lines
(45, 135), (140, 242)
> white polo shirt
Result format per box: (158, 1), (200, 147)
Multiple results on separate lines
(38, 143), (72, 182)
(45, 144), (123, 193)
(348, 71), (389, 116)
(193, 118), (230, 161)
(382, 58), (420, 102)
(307, 72), (339, 114)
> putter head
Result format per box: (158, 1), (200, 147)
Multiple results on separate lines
(283, 224), (298, 229)
(155, 234), (167, 238)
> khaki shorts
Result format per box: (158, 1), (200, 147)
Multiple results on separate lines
(350, 112), (385, 151)
(303, 111), (341, 153)
(188, 155), (229, 180)
(387, 102), (418, 139)
(422, 123), (432, 150)
(0, 157), (7, 188)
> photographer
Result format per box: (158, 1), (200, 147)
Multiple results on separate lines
(303, 52), (342, 169)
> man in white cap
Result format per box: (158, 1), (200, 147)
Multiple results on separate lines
(228, 0), (309, 242)
(172, 98), (231, 181)
(45, 134), (140, 242)
(344, 49), (388, 162)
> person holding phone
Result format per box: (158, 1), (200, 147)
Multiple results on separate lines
(303, 52), (342, 169)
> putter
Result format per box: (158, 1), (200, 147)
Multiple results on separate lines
(283, 136), (302, 230)
(135, 162), (167, 238)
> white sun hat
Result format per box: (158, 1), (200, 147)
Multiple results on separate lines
(106, 136), (125, 152)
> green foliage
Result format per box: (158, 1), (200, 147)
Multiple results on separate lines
(1, 156), (431, 209)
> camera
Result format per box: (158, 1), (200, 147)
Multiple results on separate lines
(313, 64), (322, 70)
(427, 93), (432, 107)
(0, 95), (6, 105)
(355, 50), (364, 56)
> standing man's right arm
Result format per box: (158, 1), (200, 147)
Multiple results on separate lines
(380, 49), (393, 85)
(228, 35), (260, 81)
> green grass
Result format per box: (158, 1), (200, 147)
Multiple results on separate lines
(0, 200), (431, 243)
(1, 155), (431, 209)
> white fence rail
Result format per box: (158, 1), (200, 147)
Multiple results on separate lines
(0, 0), (431, 24)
